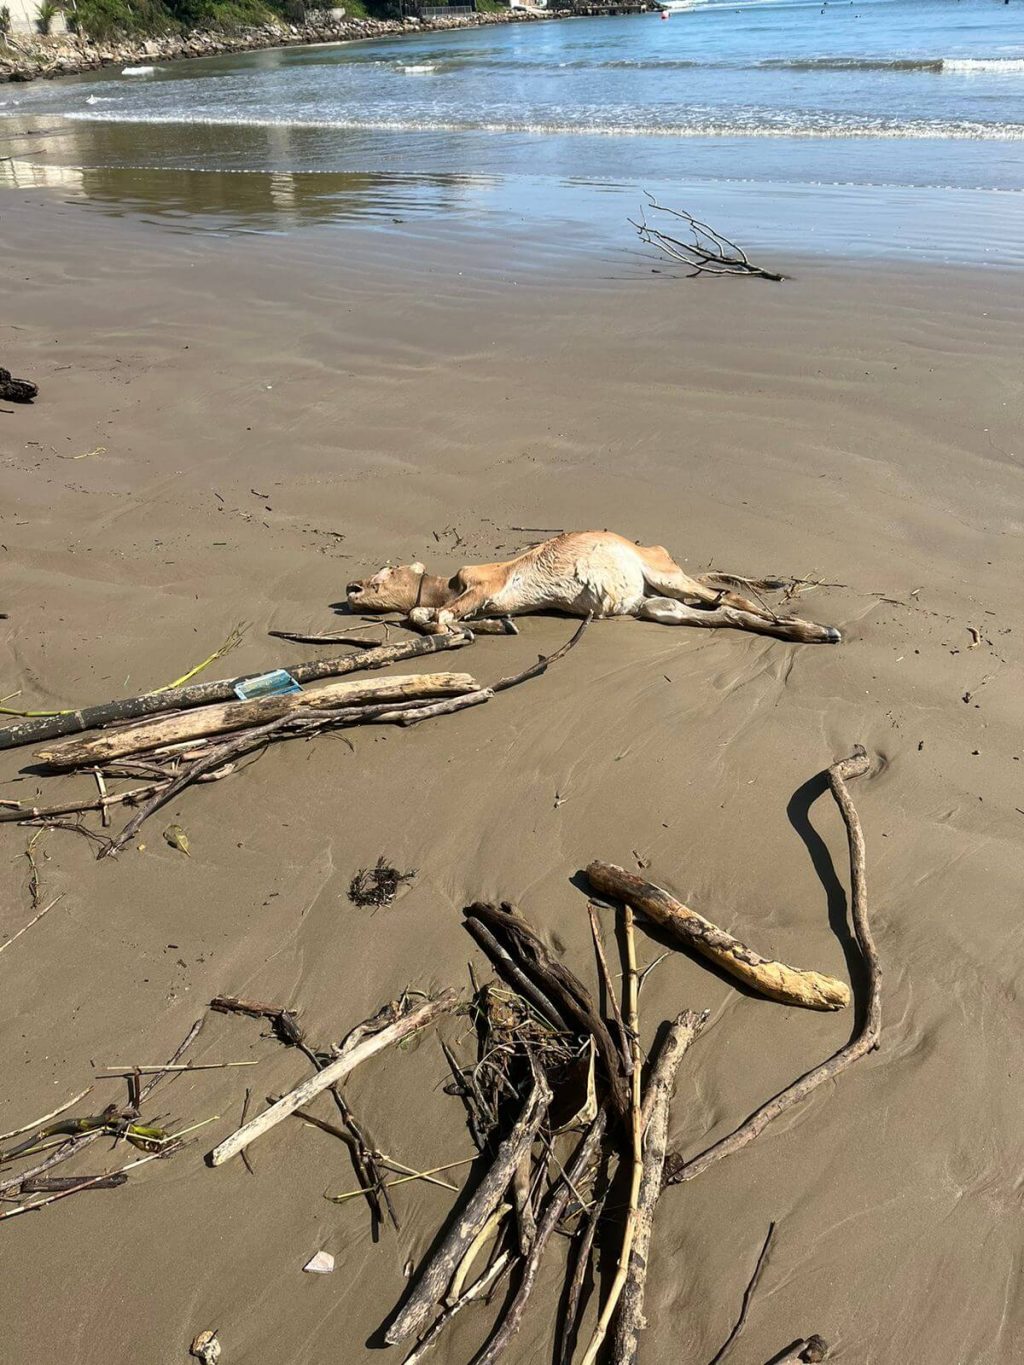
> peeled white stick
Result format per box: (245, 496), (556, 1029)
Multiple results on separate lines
(208, 992), (458, 1168)
(34, 673), (480, 768)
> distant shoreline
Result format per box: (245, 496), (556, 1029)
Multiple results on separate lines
(0, 8), (563, 86)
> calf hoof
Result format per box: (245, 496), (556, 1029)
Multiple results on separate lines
(407, 606), (444, 635)
(825, 626), (842, 644)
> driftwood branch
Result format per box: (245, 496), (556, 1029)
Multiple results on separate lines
(632, 196), (785, 282)
(34, 673), (479, 767)
(586, 862), (850, 1012)
(0, 785), (161, 825)
(21, 1173), (128, 1192)
(612, 1009), (707, 1365)
(558, 1186), (607, 1365)
(209, 992), (458, 1168)
(384, 1071), (551, 1346)
(491, 615), (590, 692)
(378, 689), (494, 727)
(664, 746), (878, 1185)
(470, 1107), (609, 1365)
(401, 1251), (515, 1365)
(0, 631), (473, 751)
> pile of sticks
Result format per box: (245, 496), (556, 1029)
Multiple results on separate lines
(0, 621), (588, 857)
(197, 748), (872, 1363)
(2, 748), (875, 1359)
(386, 748), (871, 1363)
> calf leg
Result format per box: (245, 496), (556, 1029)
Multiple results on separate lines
(638, 596), (841, 644)
(408, 583), (493, 635)
(638, 546), (769, 616)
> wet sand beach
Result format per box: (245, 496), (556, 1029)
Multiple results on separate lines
(1, 189), (1022, 1364)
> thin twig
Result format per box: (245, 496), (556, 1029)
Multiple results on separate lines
(0, 894), (64, 957)
(587, 901), (631, 1072)
(326, 1157), (476, 1203)
(100, 1061), (257, 1075)
(0, 785), (163, 823)
(708, 1222), (777, 1365)
(24, 829), (44, 907)
(0, 1087), (93, 1142)
(240, 1089), (255, 1177)
(632, 195), (785, 282)
(400, 1251), (515, 1365)
(91, 768), (110, 827)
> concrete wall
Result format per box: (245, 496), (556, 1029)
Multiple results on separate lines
(5, 0), (68, 36)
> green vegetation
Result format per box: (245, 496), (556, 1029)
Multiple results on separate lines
(57, 0), (396, 42)
(36, 0), (60, 32)
(31, 0), (490, 45)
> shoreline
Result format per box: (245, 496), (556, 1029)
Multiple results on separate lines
(0, 7), (561, 85)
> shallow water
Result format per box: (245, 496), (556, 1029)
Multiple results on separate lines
(3, 0), (1023, 261)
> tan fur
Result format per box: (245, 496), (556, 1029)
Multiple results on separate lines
(346, 531), (841, 645)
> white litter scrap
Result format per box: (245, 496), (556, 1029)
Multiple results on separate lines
(303, 1251), (335, 1274)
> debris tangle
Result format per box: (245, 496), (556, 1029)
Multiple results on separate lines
(348, 856), (416, 908)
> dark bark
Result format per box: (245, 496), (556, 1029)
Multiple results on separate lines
(464, 901), (630, 1122)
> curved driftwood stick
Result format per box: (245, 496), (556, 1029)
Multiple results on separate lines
(585, 863), (850, 1012)
(209, 992), (458, 1168)
(612, 1009), (707, 1365)
(34, 673), (480, 768)
(384, 1071), (551, 1346)
(664, 747), (878, 1186)
(0, 631), (473, 750)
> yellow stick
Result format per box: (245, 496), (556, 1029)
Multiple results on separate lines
(579, 904), (643, 1365)
(326, 1156), (478, 1204)
(0, 622), (249, 718)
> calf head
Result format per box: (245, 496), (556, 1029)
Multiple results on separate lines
(347, 563), (426, 614)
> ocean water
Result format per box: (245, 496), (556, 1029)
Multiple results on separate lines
(2, 0), (1023, 262)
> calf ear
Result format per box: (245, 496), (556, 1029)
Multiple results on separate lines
(409, 561), (426, 575)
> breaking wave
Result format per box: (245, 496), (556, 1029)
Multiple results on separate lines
(545, 55), (1024, 74)
(66, 110), (1024, 140)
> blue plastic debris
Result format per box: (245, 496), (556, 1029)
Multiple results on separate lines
(234, 669), (302, 701)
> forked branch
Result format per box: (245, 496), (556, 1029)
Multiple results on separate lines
(631, 194), (785, 282)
